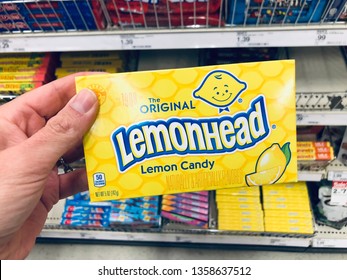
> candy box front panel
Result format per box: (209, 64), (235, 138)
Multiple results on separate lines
(76, 60), (297, 202)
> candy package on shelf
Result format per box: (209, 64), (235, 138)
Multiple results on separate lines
(0, 52), (58, 96)
(61, 192), (112, 228)
(262, 182), (315, 235)
(110, 196), (161, 228)
(105, 0), (221, 15)
(216, 187), (264, 232)
(0, 0), (105, 32)
(161, 191), (210, 229)
(297, 126), (345, 172)
(227, 0), (328, 25)
(297, 136), (336, 173)
(297, 141), (335, 162)
(108, 12), (223, 27)
(55, 51), (127, 79)
(105, 0), (224, 27)
(61, 191), (161, 229)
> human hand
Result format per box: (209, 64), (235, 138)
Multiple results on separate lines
(0, 73), (99, 259)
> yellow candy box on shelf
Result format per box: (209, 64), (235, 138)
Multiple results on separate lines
(76, 60), (297, 202)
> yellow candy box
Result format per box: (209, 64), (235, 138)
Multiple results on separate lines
(76, 60), (297, 202)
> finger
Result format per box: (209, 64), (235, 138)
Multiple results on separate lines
(58, 168), (88, 199)
(19, 88), (99, 173)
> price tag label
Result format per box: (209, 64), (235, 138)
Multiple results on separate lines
(315, 29), (347, 46)
(328, 171), (347, 181)
(120, 35), (152, 50)
(315, 30), (328, 45)
(236, 32), (271, 47)
(313, 239), (339, 248)
(0, 39), (11, 50)
(0, 38), (25, 52)
(296, 113), (305, 124)
(331, 181), (347, 205)
(236, 32), (251, 46)
(120, 36), (134, 48)
(296, 113), (320, 125)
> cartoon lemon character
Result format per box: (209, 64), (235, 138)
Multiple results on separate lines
(193, 70), (247, 113)
(245, 142), (291, 186)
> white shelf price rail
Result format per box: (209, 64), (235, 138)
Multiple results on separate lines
(296, 92), (347, 126)
(313, 223), (347, 248)
(0, 25), (346, 52)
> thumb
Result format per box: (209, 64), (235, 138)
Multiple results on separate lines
(22, 88), (99, 172)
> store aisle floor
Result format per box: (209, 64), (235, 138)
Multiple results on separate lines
(27, 243), (347, 260)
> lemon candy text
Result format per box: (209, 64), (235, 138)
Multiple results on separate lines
(140, 159), (215, 174)
(112, 95), (270, 172)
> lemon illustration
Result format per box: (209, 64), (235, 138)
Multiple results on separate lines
(246, 166), (282, 186)
(245, 143), (291, 186)
(257, 143), (286, 173)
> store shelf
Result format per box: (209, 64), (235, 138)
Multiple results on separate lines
(39, 227), (312, 248)
(327, 159), (347, 181)
(296, 91), (347, 126)
(298, 159), (347, 182)
(1, 0), (346, 52)
(42, 189), (347, 251)
(0, 25), (346, 53)
(297, 110), (347, 126)
(298, 168), (326, 182)
(313, 223), (347, 248)
(293, 46), (347, 125)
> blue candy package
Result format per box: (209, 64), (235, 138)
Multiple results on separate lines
(61, 219), (110, 228)
(62, 212), (109, 220)
(227, 0), (328, 25)
(0, 0), (104, 32)
(65, 205), (111, 214)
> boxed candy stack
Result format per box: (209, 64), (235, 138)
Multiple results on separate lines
(61, 192), (161, 229)
(55, 51), (126, 79)
(0, 52), (58, 97)
(227, 0), (328, 25)
(161, 191), (210, 229)
(105, 0), (224, 28)
(110, 196), (161, 228)
(0, 0), (105, 32)
(262, 182), (315, 234)
(297, 141), (334, 162)
(296, 127), (335, 172)
(61, 192), (111, 228)
(216, 187), (264, 232)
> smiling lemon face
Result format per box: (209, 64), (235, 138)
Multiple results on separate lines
(193, 70), (247, 109)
